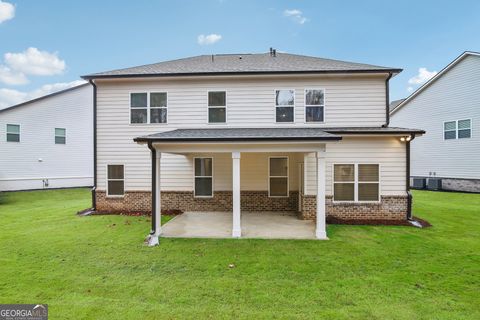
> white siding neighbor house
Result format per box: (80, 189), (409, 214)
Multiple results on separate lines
(0, 83), (94, 191)
(390, 51), (480, 192)
(82, 51), (424, 244)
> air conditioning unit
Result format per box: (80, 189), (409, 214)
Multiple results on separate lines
(427, 178), (442, 191)
(412, 178), (426, 189)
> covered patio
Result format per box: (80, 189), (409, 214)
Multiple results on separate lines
(162, 211), (317, 239)
(134, 128), (343, 245)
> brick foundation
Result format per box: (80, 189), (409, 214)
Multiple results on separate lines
(299, 195), (408, 221)
(96, 191), (151, 213)
(95, 190), (407, 221)
(95, 190), (298, 213)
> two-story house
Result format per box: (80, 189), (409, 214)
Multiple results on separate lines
(0, 83), (93, 191)
(390, 51), (480, 193)
(82, 51), (424, 244)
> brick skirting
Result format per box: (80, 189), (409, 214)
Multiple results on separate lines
(300, 194), (408, 221)
(95, 190), (407, 221)
(95, 190), (298, 213)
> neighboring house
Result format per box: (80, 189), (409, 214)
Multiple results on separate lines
(82, 51), (424, 243)
(390, 51), (480, 193)
(0, 83), (93, 191)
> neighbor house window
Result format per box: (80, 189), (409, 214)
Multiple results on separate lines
(107, 165), (124, 196)
(334, 164), (380, 202)
(269, 157), (289, 197)
(55, 128), (66, 144)
(130, 92), (167, 124)
(305, 89), (325, 122)
(208, 91), (226, 123)
(444, 119), (472, 140)
(275, 89), (295, 122)
(194, 158), (213, 197)
(6, 124), (20, 142)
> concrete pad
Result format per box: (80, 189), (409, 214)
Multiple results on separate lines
(161, 211), (316, 239)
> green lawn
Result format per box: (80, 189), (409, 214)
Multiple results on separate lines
(0, 189), (479, 319)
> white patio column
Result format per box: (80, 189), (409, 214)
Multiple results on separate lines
(316, 151), (328, 239)
(232, 151), (241, 238)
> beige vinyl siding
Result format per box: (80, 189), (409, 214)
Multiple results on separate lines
(391, 54), (480, 179)
(96, 74), (388, 191)
(304, 137), (406, 196)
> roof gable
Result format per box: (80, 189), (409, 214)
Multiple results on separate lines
(391, 51), (480, 115)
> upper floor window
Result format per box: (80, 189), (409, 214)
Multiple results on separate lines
(130, 92), (167, 124)
(55, 128), (66, 144)
(6, 124), (20, 142)
(333, 164), (380, 202)
(208, 91), (226, 123)
(444, 119), (471, 140)
(305, 89), (325, 122)
(275, 89), (294, 122)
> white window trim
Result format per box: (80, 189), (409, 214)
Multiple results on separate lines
(268, 156), (289, 198)
(274, 89), (295, 123)
(443, 119), (472, 140)
(6, 124), (20, 143)
(54, 127), (66, 145)
(207, 90), (228, 125)
(129, 91), (168, 125)
(106, 164), (125, 198)
(304, 88), (326, 123)
(193, 157), (214, 198)
(332, 163), (381, 203)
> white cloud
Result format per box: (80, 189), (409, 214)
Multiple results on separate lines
(408, 67), (437, 85)
(0, 1), (15, 24)
(197, 34), (222, 45)
(0, 80), (86, 109)
(0, 47), (67, 85)
(4, 47), (66, 76)
(284, 9), (308, 24)
(0, 65), (28, 85)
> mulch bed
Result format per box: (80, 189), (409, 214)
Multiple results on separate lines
(326, 215), (431, 228)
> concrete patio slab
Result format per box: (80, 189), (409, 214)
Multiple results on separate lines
(161, 211), (316, 239)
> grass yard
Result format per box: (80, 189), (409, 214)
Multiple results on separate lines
(0, 188), (479, 319)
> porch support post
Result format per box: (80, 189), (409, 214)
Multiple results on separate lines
(147, 145), (161, 246)
(232, 151), (241, 238)
(316, 151), (327, 239)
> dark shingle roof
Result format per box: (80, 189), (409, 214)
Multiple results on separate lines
(389, 99), (405, 113)
(83, 53), (401, 79)
(134, 127), (424, 143)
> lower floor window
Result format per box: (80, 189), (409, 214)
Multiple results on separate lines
(269, 157), (289, 197)
(107, 164), (124, 196)
(333, 164), (379, 202)
(194, 157), (213, 197)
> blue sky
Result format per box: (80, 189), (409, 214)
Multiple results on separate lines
(0, 0), (479, 108)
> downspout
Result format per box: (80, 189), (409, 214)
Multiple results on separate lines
(406, 134), (416, 220)
(382, 72), (393, 128)
(148, 141), (156, 235)
(89, 80), (97, 210)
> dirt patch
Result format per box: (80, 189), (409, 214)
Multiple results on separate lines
(326, 216), (431, 228)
